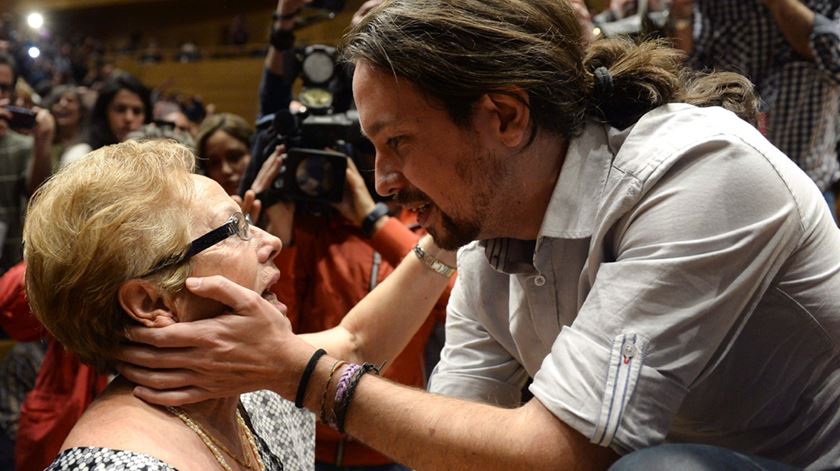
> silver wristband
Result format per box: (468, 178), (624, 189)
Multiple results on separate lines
(413, 244), (456, 279)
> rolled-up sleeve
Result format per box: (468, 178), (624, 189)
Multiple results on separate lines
(810, 13), (840, 84)
(530, 136), (808, 453)
(429, 257), (529, 407)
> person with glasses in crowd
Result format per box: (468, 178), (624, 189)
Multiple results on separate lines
(27, 139), (313, 470)
(118, 0), (840, 469)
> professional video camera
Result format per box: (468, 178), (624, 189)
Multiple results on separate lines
(252, 44), (369, 211)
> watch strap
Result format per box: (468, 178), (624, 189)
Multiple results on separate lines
(361, 202), (390, 238)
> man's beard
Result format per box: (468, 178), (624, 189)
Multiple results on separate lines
(395, 188), (480, 251)
(431, 209), (480, 251)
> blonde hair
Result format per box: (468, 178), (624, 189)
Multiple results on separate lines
(24, 139), (197, 372)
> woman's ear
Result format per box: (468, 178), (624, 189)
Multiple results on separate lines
(118, 279), (178, 328)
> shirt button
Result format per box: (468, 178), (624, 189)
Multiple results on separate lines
(534, 275), (546, 286)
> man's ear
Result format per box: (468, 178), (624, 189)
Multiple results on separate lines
(475, 88), (531, 149)
(118, 279), (178, 328)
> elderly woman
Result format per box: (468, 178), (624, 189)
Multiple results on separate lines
(25, 139), (313, 470)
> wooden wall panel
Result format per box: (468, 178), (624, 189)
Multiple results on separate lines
(115, 57), (265, 121)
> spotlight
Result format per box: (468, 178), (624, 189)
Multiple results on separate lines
(27, 13), (44, 30)
(28, 47), (40, 59)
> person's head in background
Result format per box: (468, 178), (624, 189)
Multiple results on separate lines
(0, 51), (17, 103)
(195, 113), (254, 196)
(87, 74), (151, 149)
(45, 85), (85, 144)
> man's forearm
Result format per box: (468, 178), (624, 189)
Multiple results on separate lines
(301, 369), (617, 471)
(765, 0), (816, 60)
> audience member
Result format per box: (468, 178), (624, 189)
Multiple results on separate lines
(120, 1), (840, 470)
(43, 85), (85, 170)
(26, 139), (314, 470)
(672, 0), (840, 219)
(196, 113), (254, 196)
(60, 73), (151, 166)
(0, 52), (54, 274)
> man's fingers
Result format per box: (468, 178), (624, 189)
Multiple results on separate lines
(133, 385), (215, 407)
(123, 322), (213, 348)
(184, 275), (267, 315)
(117, 362), (200, 390)
(115, 343), (197, 368)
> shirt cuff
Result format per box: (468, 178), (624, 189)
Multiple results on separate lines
(530, 326), (687, 454)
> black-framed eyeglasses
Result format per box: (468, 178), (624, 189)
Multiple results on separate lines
(141, 212), (253, 277)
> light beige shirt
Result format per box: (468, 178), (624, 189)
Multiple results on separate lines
(429, 104), (840, 469)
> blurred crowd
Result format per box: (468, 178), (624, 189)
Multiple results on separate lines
(0, 0), (839, 469)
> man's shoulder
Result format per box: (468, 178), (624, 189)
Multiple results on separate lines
(616, 104), (771, 177)
(0, 130), (33, 153)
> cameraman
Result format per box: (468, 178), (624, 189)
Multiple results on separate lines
(246, 2), (450, 470)
(0, 52), (54, 274)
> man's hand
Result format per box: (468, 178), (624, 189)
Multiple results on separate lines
(569, 0), (595, 44)
(116, 275), (315, 405)
(32, 107), (56, 146)
(27, 107), (55, 195)
(332, 157), (378, 227)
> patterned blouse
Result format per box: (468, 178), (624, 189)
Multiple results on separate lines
(44, 391), (315, 471)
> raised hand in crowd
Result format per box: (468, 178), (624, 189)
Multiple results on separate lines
(28, 107), (56, 195)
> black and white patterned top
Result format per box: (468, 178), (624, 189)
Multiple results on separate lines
(45, 390), (315, 471)
(690, 0), (840, 191)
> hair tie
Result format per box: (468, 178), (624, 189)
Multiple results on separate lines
(593, 66), (614, 102)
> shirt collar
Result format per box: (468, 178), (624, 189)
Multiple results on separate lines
(481, 121), (623, 273)
(537, 121), (616, 240)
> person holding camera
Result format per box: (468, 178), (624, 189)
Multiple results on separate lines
(118, 0), (840, 469)
(237, 2), (451, 470)
(0, 52), (54, 274)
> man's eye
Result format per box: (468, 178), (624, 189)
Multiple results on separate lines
(387, 137), (403, 150)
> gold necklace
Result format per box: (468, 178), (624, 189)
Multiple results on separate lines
(167, 406), (265, 471)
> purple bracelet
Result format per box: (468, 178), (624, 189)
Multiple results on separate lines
(330, 364), (361, 428)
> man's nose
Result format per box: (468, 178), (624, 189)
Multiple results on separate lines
(374, 154), (407, 197)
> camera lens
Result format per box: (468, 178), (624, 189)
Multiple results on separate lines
(295, 155), (337, 197)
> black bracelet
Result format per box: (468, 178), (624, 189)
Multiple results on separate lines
(361, 202), (390, 238)
(272, 9), (301, 21)
(295, 348), (327, 408)
(269, 27), (296, 51)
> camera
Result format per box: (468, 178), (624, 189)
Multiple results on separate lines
(255, 108), (363, 208)
(3, 106), (36, 130)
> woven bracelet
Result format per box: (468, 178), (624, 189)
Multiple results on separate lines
(335, 363), (381, 433)
(330, 363), (361, 428)
(295, 348), (326, 409)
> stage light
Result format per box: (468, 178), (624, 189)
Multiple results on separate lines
(27, 13), (44, 30)
(28, 47), (40, 59)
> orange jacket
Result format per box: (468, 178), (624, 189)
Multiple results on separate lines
(272, 212), (451, 466)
